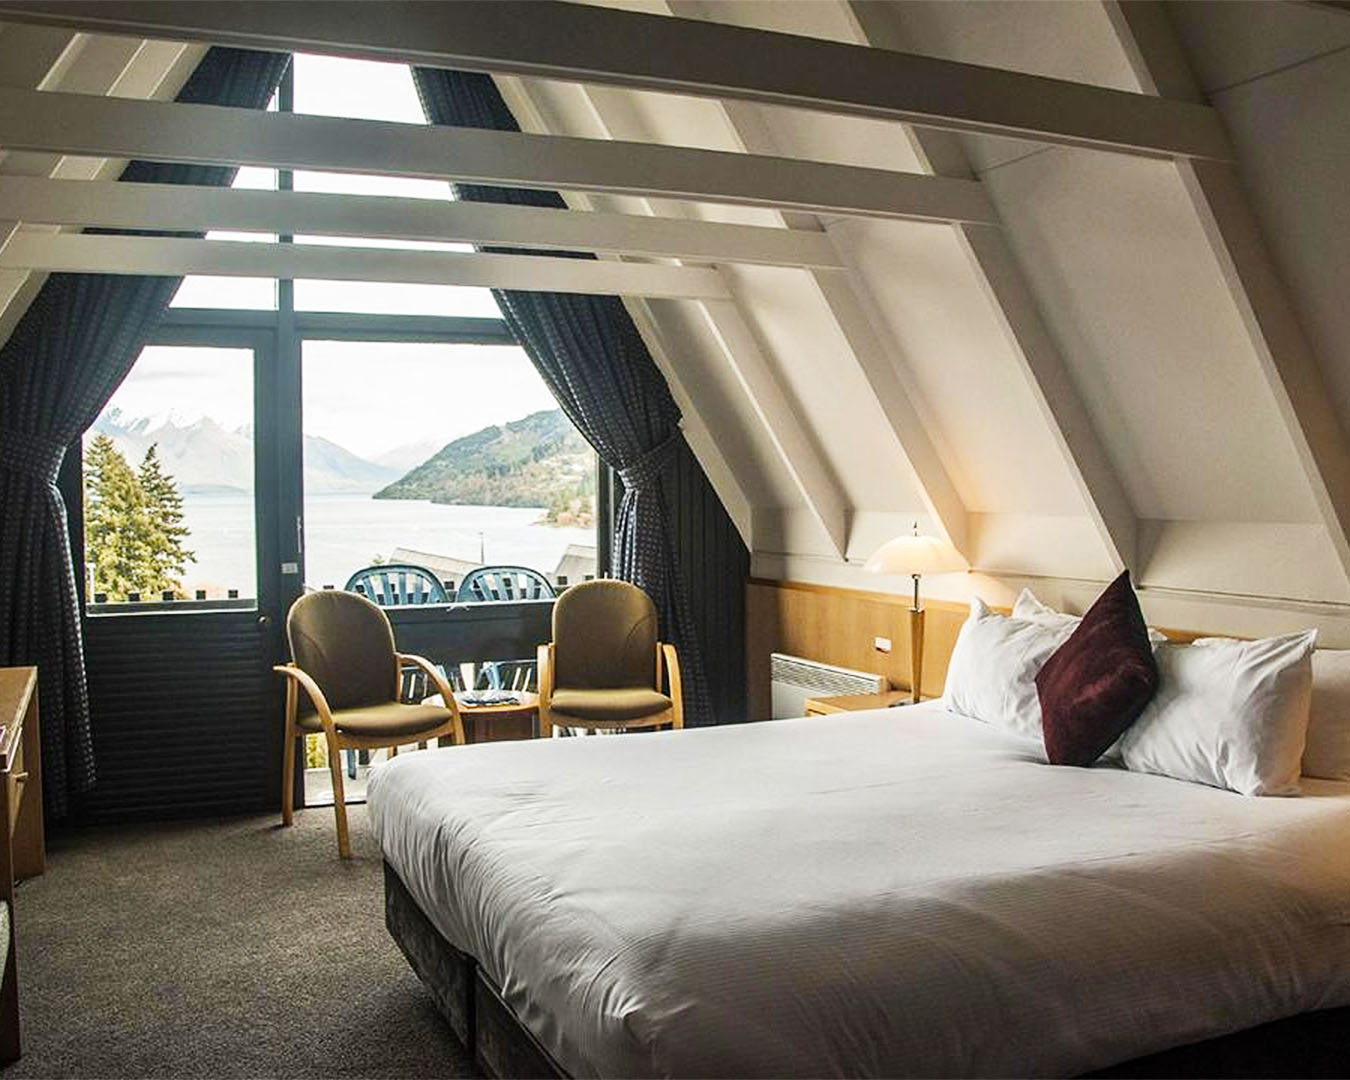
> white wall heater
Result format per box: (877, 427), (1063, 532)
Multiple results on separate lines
(770, 653), (886, 719)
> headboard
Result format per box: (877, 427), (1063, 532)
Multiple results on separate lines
(746, 578), (1221, 722)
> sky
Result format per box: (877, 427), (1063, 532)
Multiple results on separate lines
(103, 342), (561, 461)
(106, 53), (562, 462)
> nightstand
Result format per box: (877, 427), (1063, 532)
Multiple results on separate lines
(803, 689), (914, 715)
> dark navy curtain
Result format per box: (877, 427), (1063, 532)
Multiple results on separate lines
(0, 47), (290, 820)
(412, 67), (716, 727)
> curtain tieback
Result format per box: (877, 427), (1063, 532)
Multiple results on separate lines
(617, 434), (679, 493)
(0, 428), (67, 485)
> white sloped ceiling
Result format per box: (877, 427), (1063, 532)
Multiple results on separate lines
(3, 1), (1350, 627)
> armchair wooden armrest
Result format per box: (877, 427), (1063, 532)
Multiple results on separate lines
(273, 663), (336, 733)
(537, 643), (554, 735)
(659, 643), (684, 729)
(396, 653), (465, 746)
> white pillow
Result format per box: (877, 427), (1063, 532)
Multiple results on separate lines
(1117, 630), (1317, 796)
(1303, 649), (1350, 780)
(941, 597), (1076, 748)
(1012, 588), (1078, 628)
(1014, 587), (1168, 645)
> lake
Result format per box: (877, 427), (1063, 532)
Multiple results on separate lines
(171, 491), (596, 597)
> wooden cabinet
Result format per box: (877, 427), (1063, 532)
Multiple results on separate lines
(0, 665), (44, 1064)
(0, 667), (44, 884)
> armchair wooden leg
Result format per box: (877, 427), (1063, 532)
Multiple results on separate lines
(325, 731), (351, 859)
(280, 681), (297, 828)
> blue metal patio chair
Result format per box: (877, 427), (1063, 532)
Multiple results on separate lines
(477, 658), (537, 693)
(344, 563), (449, 607)
(456, 565), (556, 603)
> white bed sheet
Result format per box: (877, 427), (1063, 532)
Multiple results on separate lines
(368, 704), (1350, 1078)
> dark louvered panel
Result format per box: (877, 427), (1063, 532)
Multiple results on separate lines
(80, 609), (281, 821)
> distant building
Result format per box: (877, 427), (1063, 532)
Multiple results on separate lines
(388, 547), (482, 590)
(553, 544), (597, 585)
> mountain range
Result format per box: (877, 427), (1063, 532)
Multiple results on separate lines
(91, 407), (593, 510)
(375, 408), (594, 510)
(92, 409), (400, 495)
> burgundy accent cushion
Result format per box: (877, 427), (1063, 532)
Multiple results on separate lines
(1036, 571), (1159, 766)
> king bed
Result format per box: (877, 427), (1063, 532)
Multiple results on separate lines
(368, 703), (1350, 1078)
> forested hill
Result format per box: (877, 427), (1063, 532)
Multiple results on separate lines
(373, 408), (594, 510)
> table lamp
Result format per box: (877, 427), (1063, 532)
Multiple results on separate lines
(863, 523), (967, 703)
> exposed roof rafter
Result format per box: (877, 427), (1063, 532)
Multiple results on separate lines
(1104, 0), (1350, 590)
(0, 175), (845, 270)
(0, 233), (732, 300)
(0, 0), (1233, 161)
(0, 86), (997, 226)
(842, 0), (1137, 574)
(524, 73), (851, 558)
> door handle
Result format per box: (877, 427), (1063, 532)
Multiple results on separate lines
(258, 615), (271, 630)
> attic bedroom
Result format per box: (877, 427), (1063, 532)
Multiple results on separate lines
(1, 1), (1349, 1077)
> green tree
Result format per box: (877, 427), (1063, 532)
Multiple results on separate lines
(84, 436), (196, 601)
(84, 434), (151, 600)
(138, 443), (195, 597)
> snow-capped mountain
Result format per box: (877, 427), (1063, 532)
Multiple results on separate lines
(90, 412), (400, 495)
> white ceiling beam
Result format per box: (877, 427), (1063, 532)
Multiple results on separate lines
(0, 175), (844, 270)
(657, 0), (968, 554)
(0, 233), (731, 300)
(844, 0), (1137, 574)
(533, 75), (849, 558)
(1104, 0), (1350, 590)
(810, 267), (968, 553)
(0, 0), (1232, 161)
(622, 298), (754, 547)
(0, 86), (997, 226)
(497, 73), (758, 552)
(0, 29), (197, 348)
(698, 299), (850, 558)
(706, 96), (970, 554)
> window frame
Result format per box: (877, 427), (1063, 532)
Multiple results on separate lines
(73, 60), (610, 620)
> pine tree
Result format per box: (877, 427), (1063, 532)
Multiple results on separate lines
(138, 444), (195, 597)
(84, 434), (151, 600)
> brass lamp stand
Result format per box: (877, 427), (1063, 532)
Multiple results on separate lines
(863, 523), (967, 704)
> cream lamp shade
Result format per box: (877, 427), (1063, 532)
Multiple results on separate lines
(863, 527), (966, 703)
(863, 533), (968, 579)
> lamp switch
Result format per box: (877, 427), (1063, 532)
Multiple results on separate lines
(874, 636), (892, 654)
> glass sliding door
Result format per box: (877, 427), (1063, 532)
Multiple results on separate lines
(297, 336), (598, 803)
(77, 331), (292, 819)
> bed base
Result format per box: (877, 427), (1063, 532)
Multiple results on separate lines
(384, 862), (565, 1079)
(385, 861), (1350, 1079)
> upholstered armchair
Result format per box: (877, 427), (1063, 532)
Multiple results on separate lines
(537, 580), (683, 735)
(274, 590), (464, 857)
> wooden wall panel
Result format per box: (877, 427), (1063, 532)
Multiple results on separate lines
(747, 579), (978, 721)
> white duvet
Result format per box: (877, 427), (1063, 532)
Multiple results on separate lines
(368, 705), (1350, 1078)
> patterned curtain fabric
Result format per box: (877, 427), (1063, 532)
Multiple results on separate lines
(412, 67), (714, 727)
(0, 47), (291, 820)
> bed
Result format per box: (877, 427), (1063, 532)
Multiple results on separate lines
(368, 703), (1350, 1078)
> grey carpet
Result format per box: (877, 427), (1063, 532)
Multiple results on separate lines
(3, 805), (477, 1079)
